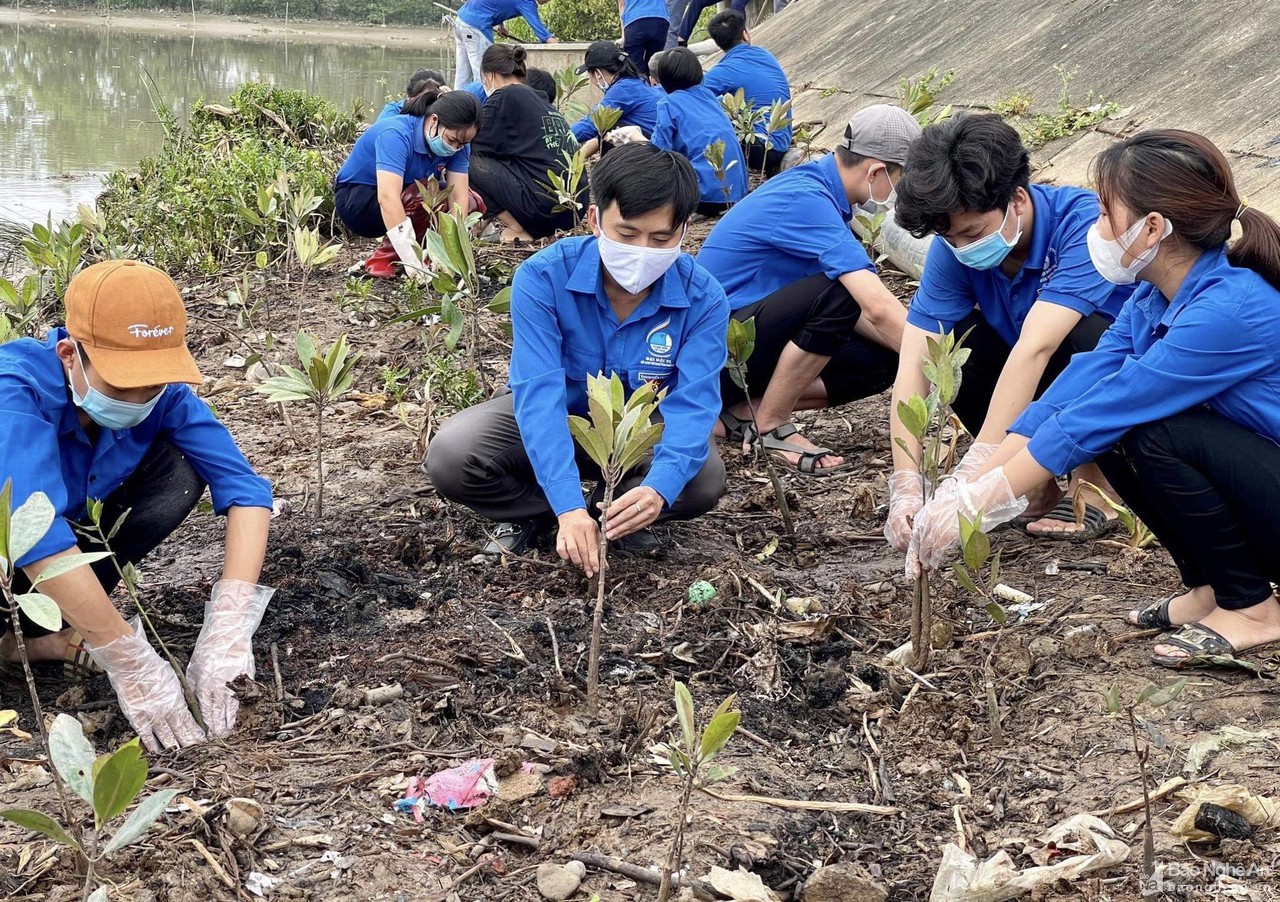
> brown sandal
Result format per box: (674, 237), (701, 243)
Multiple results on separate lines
(1152, 622), (1280, 670)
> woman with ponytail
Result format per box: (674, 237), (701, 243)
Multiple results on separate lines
(905, 129), (1280, 669)
(469, 44), (585, 242)
(335, 83), (483, 278)
(571, 41), (660, 159)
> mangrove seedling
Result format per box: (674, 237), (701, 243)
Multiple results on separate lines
(568, 373), (666, 712)
(703, 139), (739, 208)
(657, 683), (740, 902)
(1, 714), (182, 902)
(544, 148), (590, 232)
(23, 216), (86, 304)
(952, 514), (1010, 743)
(895, 328), (970, 670)
(720, 88), (768, 155)
(257, 331), (360, 516)
(554, 66), (591, 121)
(723, 317), (794, 537)
(590, 105), (625, 147)
(759, 99), (793, 177)
(0, 274), (44, 340)
(1100, 678), (1187, 885)
(1079, 480), (1156, 550)
(292, 225), (341, 294)
(854, 207), (890, 267)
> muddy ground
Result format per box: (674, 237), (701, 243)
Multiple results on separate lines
(3, 226), (1279, 902)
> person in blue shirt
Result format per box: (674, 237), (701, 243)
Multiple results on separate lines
(454, 0), (557, 87)
(376, 68), (449, 121)
(613, 48), (746, 215)
(907, 129), (1280, 670)
(697, 105), (917, 475)
(674, 0), (748, 46)
(0, 261), (274, 751)
(426, 143), (728, 565)
(571, 41), (661, 159)
(619, 0), (669, 76)
(704, 10), (792, 177)
(886, 114), (1135, 548)
(336, 85), (482, 279)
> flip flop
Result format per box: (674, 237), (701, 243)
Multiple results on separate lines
(1019, 498), (1117, 542)
(1152, 621), (1280, 669)
(747, 422), (854, 478)
(0, 631), (101, 684)
(1130, 595), (1177, 630)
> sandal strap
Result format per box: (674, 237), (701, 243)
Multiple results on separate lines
(1162, 622), (1237, 657)
(1134, 596), (1176, 630)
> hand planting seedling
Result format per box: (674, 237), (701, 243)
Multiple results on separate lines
(568, 372), (665, 712)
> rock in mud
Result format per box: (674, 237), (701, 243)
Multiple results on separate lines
(536, 861), (585, 900)
(225, 797), (263, 838)
(799, 862), (886, 902)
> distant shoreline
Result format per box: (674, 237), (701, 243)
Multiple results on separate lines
(0, 7), (451, 48)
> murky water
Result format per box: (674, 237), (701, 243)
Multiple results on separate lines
(0, 16), (449, 226)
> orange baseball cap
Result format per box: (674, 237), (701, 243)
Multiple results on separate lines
(65, 260), (204, 389)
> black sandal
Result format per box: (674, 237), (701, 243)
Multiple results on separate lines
(718, 410), (751, 444)
(747, 423), (854, 478)
(1152, 622), (1280, 669)
(1130, 596), (1177, 630)
(1020, 499), (1116, 542)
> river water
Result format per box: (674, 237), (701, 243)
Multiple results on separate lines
(0, 16), (450, 227)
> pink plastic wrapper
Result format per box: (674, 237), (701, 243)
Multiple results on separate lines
(394, 758), (499, 820)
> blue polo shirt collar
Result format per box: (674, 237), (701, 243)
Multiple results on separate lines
(818, 154), (852, 223)
(408, 115), (428, 156)
(1018, 184), (1055, 275)
(564, 238), (691, 320)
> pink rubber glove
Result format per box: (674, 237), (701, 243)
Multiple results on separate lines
(884, 470), (924, 552)
(906, 467), (1028, 577)
(951, 441), (1000, 482)
(86, 618), (206, 753)
(186, 579), (275, 738)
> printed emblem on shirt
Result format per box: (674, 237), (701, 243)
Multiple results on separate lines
(646, 320), (674, 358)
(638, 370), (673, 390)
(1042, 247), (1059, 283)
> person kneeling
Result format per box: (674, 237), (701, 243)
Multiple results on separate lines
(425, 143), (728, 567)
(0, 261), (274, 751)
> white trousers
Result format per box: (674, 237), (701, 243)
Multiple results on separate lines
(453, 20), (491, 86)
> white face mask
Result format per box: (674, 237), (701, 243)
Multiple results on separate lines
(861, 166), (896, 214)
(1087, 216), (1173, 285)
(597, 230), (684, 295)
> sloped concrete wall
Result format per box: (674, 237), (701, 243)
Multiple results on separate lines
(748, 0), (1280, 212)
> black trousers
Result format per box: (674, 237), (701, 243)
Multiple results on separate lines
(5, 440), (206, 638)
(623, 17), (668, 76)
(424, 392), (725, 522)
(1098, 407), (1280, 611)
(334, 181), (385, 238)
(721, 273), (899, 408)
(744, 141), (786, 178)
(950, 310), (1112, 438)
(469, 156), (582, 240)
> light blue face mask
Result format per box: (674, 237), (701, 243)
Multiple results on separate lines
(427, 121), (460, 158)
(947, 204), (1022, 270)
(71, 344), (166, 431)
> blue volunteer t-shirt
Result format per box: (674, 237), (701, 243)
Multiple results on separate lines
(509, 236), (729, 515)
(0, 330), (274, 568)
(622, 0), (670, 26)
(652, 85), (747, 205)
(1011, 247), (1280, 475)
(335, 114), (471, 188)
(702, 43), (792, 152)
(377, 99), (404, 121)
(459, 81), (489, 103)
(907, 184), (1131, 347)
(458, 0), (553, 42)
(696, 154), (872, 310)
(571, 76), (661, 143)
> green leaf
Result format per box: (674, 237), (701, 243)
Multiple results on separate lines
(295, 330), (317, 367)
(92, 739), (148, 828)
(424, 229), (455, 275)
(102, 788), (180, 855)
(486, 286), (513, 314)
(49, 714), (96, 806)
(1141, 677), (1187, 708)
(961, 518), (990, 572)
(10, 491), (56, 565)
(952, 563), (981, 597)
(568, 416), (609, 471)
(896, 396), (928, 440)
(986, 601), (1009, 624)
(989, 550), (1001, 587)
(0, 478), (12, 568)
(1099, 685), (1122, 714)
(673, 681), (696, 756)
(14, 593), (62, 632)
(0, 808), (82, 851)
(699, 710), (740, 761)
(33, 552), (114, 587)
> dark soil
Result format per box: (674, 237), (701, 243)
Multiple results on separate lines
(3, 228), (1280, 902)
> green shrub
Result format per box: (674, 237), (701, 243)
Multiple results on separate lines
(505, 0), (619, 42)
(95, 82), (361, 274)
(56, 0), (444, 26)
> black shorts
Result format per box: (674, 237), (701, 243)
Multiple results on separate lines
(334, 181), (384, 238)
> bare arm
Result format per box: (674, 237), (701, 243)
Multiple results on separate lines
(445, 171), (471, 216)
(889, 324), (933, 473)
(222, 506), (270, 583)
(839, 269), (906, 351)
(21, 549), (131, 646)
(975, 302), (1082, 443)
(376, 170), (409, 231)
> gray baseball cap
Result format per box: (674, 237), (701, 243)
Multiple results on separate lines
(842, 104), (922, 165)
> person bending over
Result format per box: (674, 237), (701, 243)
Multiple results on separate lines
(335, 85), (482, 279)
(885, 114), (1134, 549)
(470, 44), (586, 242)
(906, 129), (1280, 671)
(0, 261), (273, 751)
(426, 143), (728, 563)
(377, 68), (448, 121)
(703, 10), (792, 177)
(696, 105), (917, 475)
(454, 0), (557, 86)
(571, 42), (661, 159)
(620, 0), (670, 76)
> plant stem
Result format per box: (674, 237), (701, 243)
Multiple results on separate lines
(912, 569), (932, 671)
(736, 373), (794, 537)
(315, 402), (325, 517)
(586, 482), (614, 713)
(658, 765), (697, 902)
(1127, 707), (1156, 883)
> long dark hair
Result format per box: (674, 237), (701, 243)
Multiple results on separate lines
(1092, 129), (1280, 290)
(593, 55), (642, 85)
(406, 68), (446, 98)
(402, 86), (483, 131)
(482, 42), (528, 79)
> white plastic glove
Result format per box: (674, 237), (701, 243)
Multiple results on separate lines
(186, 579), (275, 739)
(951, 441), (1000, 482)
(385, 219), (430, 280)
(884, 470), (924, 552)
(906, 467), (1028, 577)
(606, 125), (645, 146)
(86, 618), (206, 753)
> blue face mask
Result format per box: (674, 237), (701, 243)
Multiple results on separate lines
(946, 205), (1022, 270)
(427, 122), (460, 158)
(71, 344), (166, 431)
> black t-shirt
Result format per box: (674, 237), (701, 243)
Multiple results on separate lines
(472, 84), (579, 182)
